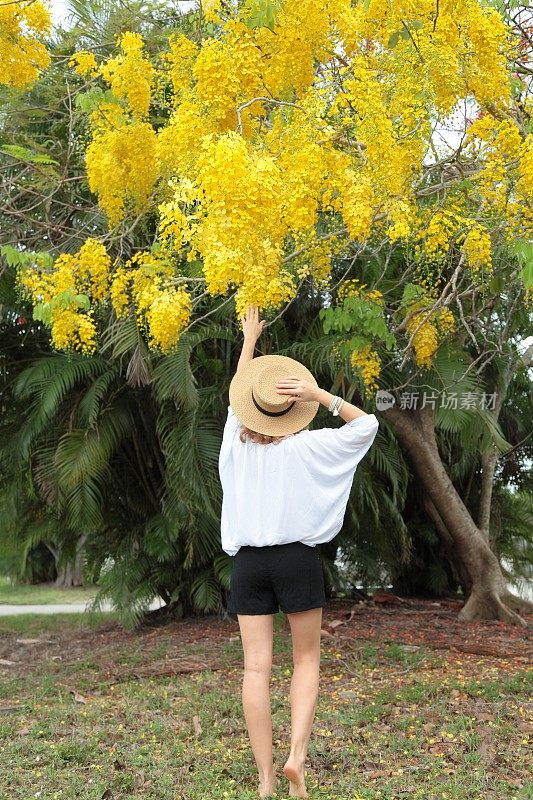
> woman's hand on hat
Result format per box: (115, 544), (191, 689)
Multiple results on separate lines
(240, 304), (266, 340)
(275, 377), (318, 404)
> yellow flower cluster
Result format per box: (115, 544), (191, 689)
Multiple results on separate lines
(17, 239), (111, 355)
(416, 203), (494, 278)
(109, 251), (192, 353)
(293, 232), (334, 288)
(516, 134), (533, 202)
(144, 287), (192, 353)
(100, 32), (154, 118)
(350, 345), (381, 393)
(67, 33), (158, 225)
(406, 312), (439, 369)
(436, 307), (455, 336)
(457, 225), (493, 276)
(0, 0), (51, 88)
(386, 199), (418, 243)
(85, 107), (158, 225)
(191, 131), (298, 313)
(49, 308), (98, 355)
(161, 33), (198, 101)
(465, 114), (528, 220)
(157, 199), (190, 249)
(403, 297), (455, 370)
(337, 278), (383, 306)
(109, 267), (132, 320)
(203, 0), (224, 24)
(68, 51), (99, 78)
(423, 209), (461, 263)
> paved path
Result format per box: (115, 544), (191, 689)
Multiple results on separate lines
(0, 598), (166, 616)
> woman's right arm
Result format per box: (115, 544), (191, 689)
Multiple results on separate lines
(275, 378), (369, 423)
(313, 387), (368, 423)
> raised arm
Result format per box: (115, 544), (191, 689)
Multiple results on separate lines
(236, 304), (266, 373)
(275, 377), (369, 422)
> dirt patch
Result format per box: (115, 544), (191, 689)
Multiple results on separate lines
(0, 596), (531, 686)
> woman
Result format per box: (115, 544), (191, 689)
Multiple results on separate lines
(218, 305), (379, 799)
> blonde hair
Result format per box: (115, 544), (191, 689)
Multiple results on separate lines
(239, 426), (287, 445)
(239, 424), (309, 444)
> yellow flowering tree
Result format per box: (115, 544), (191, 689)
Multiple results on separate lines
(2, 0), (533, 623)
(11, 0), (530, 357)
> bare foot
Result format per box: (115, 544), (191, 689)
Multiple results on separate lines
(283, 758), (308, 798)
(259, 774), (277, 798)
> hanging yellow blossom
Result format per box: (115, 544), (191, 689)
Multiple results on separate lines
(68, 51), (99, 78)
(16, 239), (111, 355)
(350, 345), (381, 392)
(99, 31), (154, 118)
(0, 0), (51, 88)
(402, 294), (456, 370)
(144, 287), (192, 353)
(50, 308), (98, 356)
(458, 225), (493, 276)
(85, 110), (158, 225)
(161, 33), (199, 101)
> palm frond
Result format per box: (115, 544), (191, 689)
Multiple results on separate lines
(76, 367), (120, 428)
(152, 323), (233, 408)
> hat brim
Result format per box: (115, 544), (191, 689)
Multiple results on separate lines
(229, 355), (320, 437)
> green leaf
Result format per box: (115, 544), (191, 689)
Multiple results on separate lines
(1, 245), (27, 267)
(510, 239), (533, 290)
(75, 294), (91, 310)
(244, 0), (279, 31)
(520, 261), (533, 290)
(388, 30), (400, 48)
(74, 87), (119, 113)
(490, 273), (505, 294)
(348, 334), (370, 351)
(0, 144), (59, 165)
(35, 252), (54, 269)
(401, 282), (424, 305)
(32, 303), (52, 325)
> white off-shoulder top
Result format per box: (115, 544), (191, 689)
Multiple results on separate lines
(218, 404), (379, 556)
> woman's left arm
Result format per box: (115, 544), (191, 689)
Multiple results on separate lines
(236, 305), (265, 373)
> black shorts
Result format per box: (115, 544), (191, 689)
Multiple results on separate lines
(227, 541), (327, 615)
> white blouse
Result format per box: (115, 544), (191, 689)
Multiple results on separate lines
(218, 404), (379, 556)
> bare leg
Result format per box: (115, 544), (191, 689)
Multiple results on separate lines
(283, 607), (322, 798)
(237, 613), (277, 798)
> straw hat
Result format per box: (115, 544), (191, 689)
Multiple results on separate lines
(229, 354), (320, 437)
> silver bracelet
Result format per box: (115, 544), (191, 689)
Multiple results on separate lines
(333, 398), (344, 416)
(328, 396), (344, 416)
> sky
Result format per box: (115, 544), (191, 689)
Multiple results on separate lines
(49, 0), (68, 26)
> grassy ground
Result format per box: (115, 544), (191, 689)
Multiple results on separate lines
(0, 599), (531, 800)
(0, 575), (100, 605)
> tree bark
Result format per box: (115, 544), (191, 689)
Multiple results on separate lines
(382, 404), (529, 626)
(422, 495), (472, 595)
(54, 532), (88, 587)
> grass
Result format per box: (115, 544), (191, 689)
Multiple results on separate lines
(0, 575), (101, 605)
(0, 611), (531, 800)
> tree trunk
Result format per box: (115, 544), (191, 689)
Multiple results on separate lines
(54, 533), (88, 588)
(383, 404), (529, 626)
(422, 495), (472, 595)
